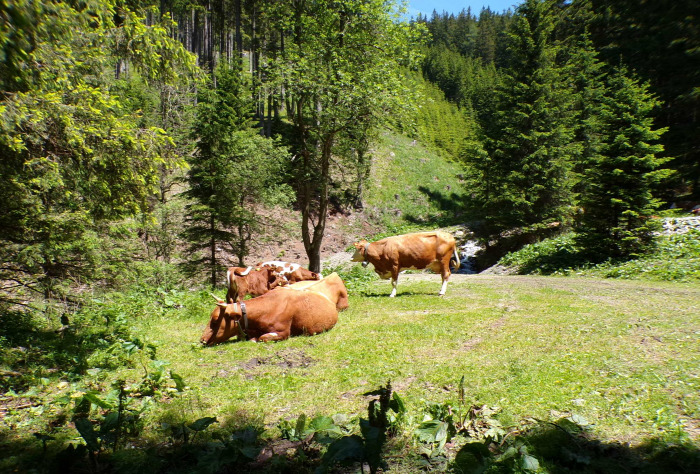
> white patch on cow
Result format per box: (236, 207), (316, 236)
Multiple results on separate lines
(268, 332), (278, 337)
(439, 280), (448, 296)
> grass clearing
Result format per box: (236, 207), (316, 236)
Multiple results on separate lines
(2, 274), (699, 472)
(119, 277), (700, 436)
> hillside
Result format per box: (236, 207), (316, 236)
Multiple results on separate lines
(243, 129), (468, 268)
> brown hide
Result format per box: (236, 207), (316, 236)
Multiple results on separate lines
(226, 266), (283, 303)
(352, 231), (460, 297)
(201, 283), (339, 345)
(284, 273), (349, 311)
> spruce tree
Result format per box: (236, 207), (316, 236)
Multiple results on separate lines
(464, 0), (575, 246)
(184, 61), (291, 287)
(575, 67), (668, 259)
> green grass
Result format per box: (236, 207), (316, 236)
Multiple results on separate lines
(363, 130), (469, 229)
(3, 273), (698, 472)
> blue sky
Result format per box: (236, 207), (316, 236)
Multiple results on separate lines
(406, 0), (521, 18)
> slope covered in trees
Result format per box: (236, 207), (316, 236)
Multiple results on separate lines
(417, 0), (684, 262)
(1, 1), (698, 471)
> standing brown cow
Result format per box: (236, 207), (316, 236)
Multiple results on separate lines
(352, 231), (460, 297)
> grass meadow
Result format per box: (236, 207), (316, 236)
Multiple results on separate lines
(146, 274), (700, 440)
(2, 272), (699, 472)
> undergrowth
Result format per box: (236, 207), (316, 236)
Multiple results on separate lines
(498, 229), (700, 282)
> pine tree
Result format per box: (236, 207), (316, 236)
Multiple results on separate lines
(464, 0), (575, 246)
(184, 61), (291, 287)
(575, 67), (668, 259)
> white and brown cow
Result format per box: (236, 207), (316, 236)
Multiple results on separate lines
(257, 260), (322, 284)
(202, 277), (345, 345)
(225, 266), (284, 303)
(352, 231), (460, 297)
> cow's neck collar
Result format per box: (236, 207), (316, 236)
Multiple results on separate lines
(235, 302), (249, 339)
(362, 242), (370, 267)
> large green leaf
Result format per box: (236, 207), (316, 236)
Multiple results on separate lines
(74, 417), (100, 452)
(415, 420), (449, 444)
(188, 417), (218, 432)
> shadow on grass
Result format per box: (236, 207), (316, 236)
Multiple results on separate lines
(404, 186), (474, 227)
(0, 308), (115, 392)
(0, 304), (138, 393)
(452, 420), (700, 474)
(4, 414), (698, 473)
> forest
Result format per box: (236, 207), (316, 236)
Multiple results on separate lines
(1, 0), (699, 472)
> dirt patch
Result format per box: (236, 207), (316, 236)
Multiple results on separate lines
(238, 348), (316, 379)
(462, 337), (484, 351)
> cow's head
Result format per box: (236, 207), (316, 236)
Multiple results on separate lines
(200, 296), (247, 346)
(352, 240), (370, 266)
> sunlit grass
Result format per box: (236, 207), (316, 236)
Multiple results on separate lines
(119, 274), (700, 447)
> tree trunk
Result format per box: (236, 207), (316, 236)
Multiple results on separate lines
(210, 215), (216, 289)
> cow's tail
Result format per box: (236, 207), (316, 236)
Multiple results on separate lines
(450, 245), (461, 271)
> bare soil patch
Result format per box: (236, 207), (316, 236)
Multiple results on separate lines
(239, 348), (316, 379)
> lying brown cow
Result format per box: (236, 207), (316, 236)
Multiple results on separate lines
(257, 260), (322, 284)
(225, 266), (284, 303)
(202, 277), (345, 345)
(281, 272), (349, 311)
(352, 231), (460, 297)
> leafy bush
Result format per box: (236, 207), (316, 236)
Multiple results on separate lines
(498, 229), (700, 282)
(498, 233), (590, 275)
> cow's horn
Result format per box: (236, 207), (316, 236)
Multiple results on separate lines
(210, 293), (224, 303)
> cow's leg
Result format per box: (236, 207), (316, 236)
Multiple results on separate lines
(257, 330), (290, 342)
(439, 265), (451, 296)
(390, 267), (400, 297)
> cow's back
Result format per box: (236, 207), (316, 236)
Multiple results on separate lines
(287, 290), (338, 336)
(381, 231), (453, 266)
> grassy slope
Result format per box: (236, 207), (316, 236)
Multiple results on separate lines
(361, 129), (468, 231)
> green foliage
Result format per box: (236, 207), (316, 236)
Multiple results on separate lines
(0, 0), (198, 305)
(499, 228), (700, 282)
(397, 70), (476, 160)
(462, 0), (577, 244)
(184, 60), (292, 281)
(580, 0), (700, 201)
(264, 0), (427, 271)
(575, 66), (668, 259)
